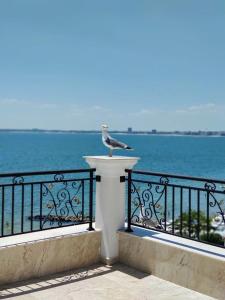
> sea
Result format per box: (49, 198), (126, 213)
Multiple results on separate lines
(0, 132), (225, 235)
(0, 132), (225, 178)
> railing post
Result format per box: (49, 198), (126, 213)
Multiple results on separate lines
(88, 169), (94, 231)
(40, 183), (43, 230)
(1, 187), (4, 237)
(126, 169), (133, 232)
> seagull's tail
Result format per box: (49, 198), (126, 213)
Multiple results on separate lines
(125, 146), (133, 150)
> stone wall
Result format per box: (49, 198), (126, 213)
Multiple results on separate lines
(0, 230), (101, 285)
(119, 230), (225, 300)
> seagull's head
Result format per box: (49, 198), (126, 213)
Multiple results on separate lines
(101, 124), (109, 132)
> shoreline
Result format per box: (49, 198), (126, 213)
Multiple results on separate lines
(0, 130), (224, 138)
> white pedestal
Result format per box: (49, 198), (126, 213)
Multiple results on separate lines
(84, 156), (139, 264)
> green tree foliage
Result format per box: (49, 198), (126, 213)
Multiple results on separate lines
(174, 210), (224, 246)
(174, 210), (211, 237)
(200, 232), (224, 246)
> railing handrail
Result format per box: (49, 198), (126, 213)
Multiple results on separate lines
(125, 169), (225, 185)
(0, 168), (96, 178)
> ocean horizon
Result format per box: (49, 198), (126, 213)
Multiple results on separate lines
(0, 132), (225, 179)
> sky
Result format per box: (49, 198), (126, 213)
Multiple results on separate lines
(0, 0), (225, 131)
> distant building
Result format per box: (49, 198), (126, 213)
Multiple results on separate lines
(127, 127), (132, 133)
(152, 129), (157, 134)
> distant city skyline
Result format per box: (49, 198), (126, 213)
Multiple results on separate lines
(0, 127), (225, 137)
(0, 0), (224, 130)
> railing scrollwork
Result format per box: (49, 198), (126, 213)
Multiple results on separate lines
(0, 168), (95, 238)
(126, 169), (225, 248)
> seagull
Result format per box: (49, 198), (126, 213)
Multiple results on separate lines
(101, 124), (133, 157)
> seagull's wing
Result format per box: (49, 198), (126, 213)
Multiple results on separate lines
(106, 137), (132, 149)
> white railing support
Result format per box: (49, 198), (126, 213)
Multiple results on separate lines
(84, 156), (139, 264)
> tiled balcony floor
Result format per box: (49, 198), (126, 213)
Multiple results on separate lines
(0, 264), (215, 300)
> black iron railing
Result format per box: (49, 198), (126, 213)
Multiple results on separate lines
(0, 168), (95, 237)
(126, 169), (225, 248)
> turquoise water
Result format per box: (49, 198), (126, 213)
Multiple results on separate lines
(0, 132), (225, 179)
(0, 132), (225, 236)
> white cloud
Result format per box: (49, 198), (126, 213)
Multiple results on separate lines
(0, 98), (60, 110)
(0, 98), (30, 105)
(175, 103), (220, 114)
(0, 98), (111, 113)
(91, 105), (111, 113)
(130, 108), (158, 116)
(38, 103), (59, 109)
(0, 97), (224, 130)
(188, 103), (216, 111)
(139, 109), (153, 115)
(92, 105), (103, 110)
(175, 109), (186, 114)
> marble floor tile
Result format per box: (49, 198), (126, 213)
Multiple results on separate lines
(0, 264), (215, 300)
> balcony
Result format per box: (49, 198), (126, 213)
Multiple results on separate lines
(0, 156), (224, 299)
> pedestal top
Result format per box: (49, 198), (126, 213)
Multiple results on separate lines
(83, 155), (140, 161)
(83, 156), (140, 175)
